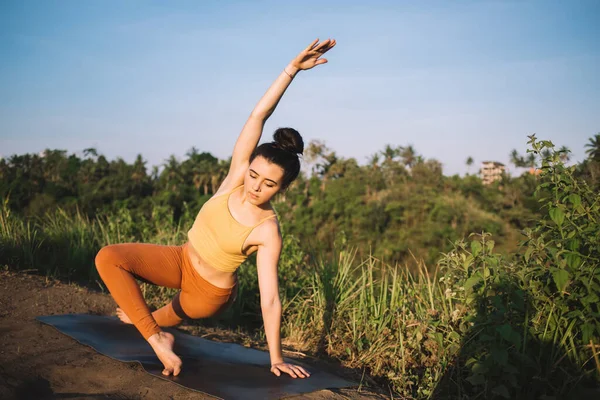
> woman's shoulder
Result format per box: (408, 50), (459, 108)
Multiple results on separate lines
(257, 212), (281, 238)
(254, 212), (281, 236)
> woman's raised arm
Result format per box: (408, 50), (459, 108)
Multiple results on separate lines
(224, 38), (336, 183)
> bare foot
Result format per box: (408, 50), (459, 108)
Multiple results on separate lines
(147, 331), (182, 376)
(116, 308), (133, 324)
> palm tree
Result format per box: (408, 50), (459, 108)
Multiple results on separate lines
(585, 133), (600, 161)
(151, 165), (160, 181)
(182, 148), (219, 195)
(400, 145), (417, 169)
(558, 146), (571, 163)
(510, 149), (526, 169)
(162, 155), (184, 194)
(209, 160), (229, 194)
(365, 153), (381, 197)
(131, 154), (149, 196)
(83, 147), (98, 159)
(304, 140), (343, 191)
(304, 140), (330, 177)
(367, 153), (380, 170)
(466, 156), (474, 175)
(522, 152), (541, 177)
(132, 154), (147, 181)
(380, 144), (400, 167)
(525, 153), (536, 169)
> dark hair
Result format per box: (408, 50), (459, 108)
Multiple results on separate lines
(249, 127), (304, 190)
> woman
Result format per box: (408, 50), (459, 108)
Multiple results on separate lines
(95, 38), (336, 379)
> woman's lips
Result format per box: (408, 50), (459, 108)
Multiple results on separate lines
(249, 192), (259, 199)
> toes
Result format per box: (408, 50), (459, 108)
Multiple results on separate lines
(173, 363), (182, 376)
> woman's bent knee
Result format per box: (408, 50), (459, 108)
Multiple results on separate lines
(95, 245), (120, 273)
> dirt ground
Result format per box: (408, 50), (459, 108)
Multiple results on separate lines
(0, 269), (387, 400)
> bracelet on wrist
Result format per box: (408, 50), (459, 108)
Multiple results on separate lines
(283, 68), (294, 79)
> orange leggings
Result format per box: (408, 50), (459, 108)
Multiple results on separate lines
(95, 242), (235, 340)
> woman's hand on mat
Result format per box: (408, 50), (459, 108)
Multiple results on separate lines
(271, 362), (311, 379)
(290, 38), (336, 72)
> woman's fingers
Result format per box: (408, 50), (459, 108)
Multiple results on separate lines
(286, 366), (299, 378)
(295, 365), (311, 378)
(306, 38), (320, 51)
(307, 38), (336, 54)
(313, 38), (333, 52)
(271, 363), (312, 378)
(325, 39), (337, 52)
(295, 365), (311, 377)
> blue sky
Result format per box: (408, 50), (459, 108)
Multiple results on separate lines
(1, 0), (598, 176)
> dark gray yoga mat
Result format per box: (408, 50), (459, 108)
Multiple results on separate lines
(36, 314), (356, 399)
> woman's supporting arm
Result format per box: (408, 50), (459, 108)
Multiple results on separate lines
(256, 223), (310, 378)
(226, 38), (336, 180)
(256, 225), (284, 364)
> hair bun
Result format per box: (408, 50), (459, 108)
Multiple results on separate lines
(273, 127), (304, 155)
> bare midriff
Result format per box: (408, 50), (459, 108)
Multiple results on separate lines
(184, 241), (238, 289)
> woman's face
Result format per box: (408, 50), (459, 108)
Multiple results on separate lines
(244, 156), (285, 205)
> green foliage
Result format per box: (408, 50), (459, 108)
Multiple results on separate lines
(520, 135), (600, 386)
(436, 234), (535, 399)
(0, 142), (542, 269)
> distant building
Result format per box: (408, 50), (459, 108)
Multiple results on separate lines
(480, 161), (506, 185)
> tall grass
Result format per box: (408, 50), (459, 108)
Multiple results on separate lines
(281, 247), (459, 397)
(281, 234), (598, 398)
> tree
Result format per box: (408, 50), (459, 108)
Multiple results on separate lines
(558, 146), (570, 163)
(400, 145), (417, 169)
(510, 149), (526, 170)
(83, 148), (98, 159)
(525, 153), (537, 171)
(584, 133), (600, 161)
(379, 144), (405, 185)
(380, 144), (400, 167)
(182, 147), (218, 195)
(304, 140), (340, 191)
(368, 153), (380, 170)
(131, 154), (151, 197)
(466, 156), (474, 175)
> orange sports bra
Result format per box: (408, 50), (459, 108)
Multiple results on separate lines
(187, 185), (277, 273)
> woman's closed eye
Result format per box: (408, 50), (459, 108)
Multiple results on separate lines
(251, 174), (275, 188)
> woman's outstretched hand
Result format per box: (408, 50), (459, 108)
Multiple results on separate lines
(290, 38), (336, 71)
(271, 362), (311, 378)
